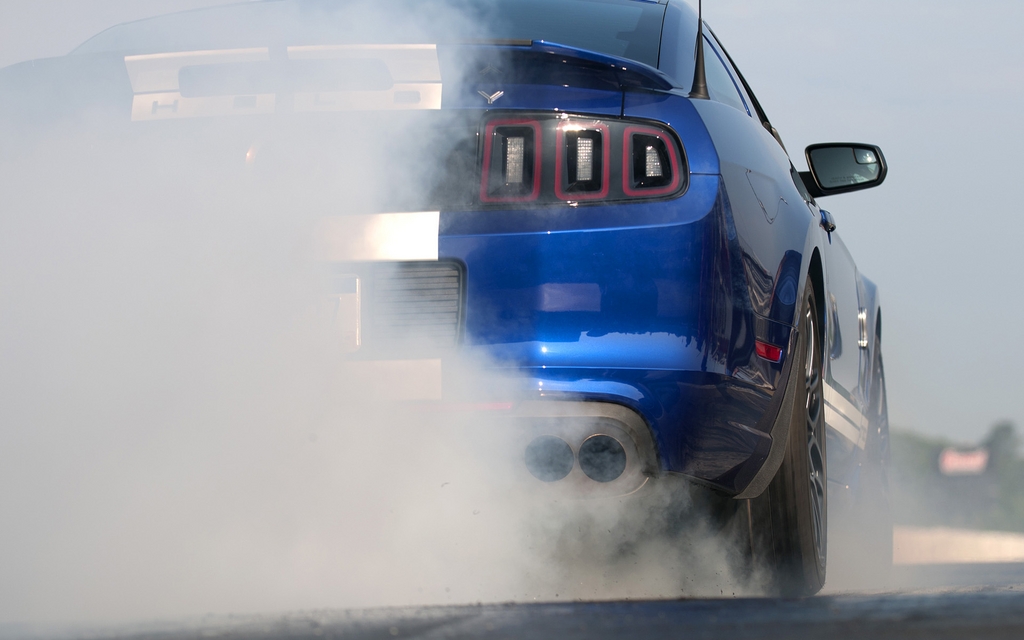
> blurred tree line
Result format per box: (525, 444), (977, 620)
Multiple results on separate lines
(891, 421), (1024, 532)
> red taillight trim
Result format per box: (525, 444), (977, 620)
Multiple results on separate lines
(622, 125), (683, 197)
(480, 118), (543, 203)
(755, 340), (784, 363)
(554, 121), (610, 201)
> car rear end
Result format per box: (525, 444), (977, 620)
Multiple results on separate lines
(1, 0), (786, 499)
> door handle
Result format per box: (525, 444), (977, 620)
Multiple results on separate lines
(820, 209), (836, 232)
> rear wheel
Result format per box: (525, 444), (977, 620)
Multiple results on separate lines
(749, 275), (827, 596)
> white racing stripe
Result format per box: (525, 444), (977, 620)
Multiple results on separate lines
(824, 405), (863, 448)
(314, 211), (440, 262)
(824, 383), (869, 448)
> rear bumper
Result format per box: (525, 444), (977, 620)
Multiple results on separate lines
(426, 363), (786, 496)
(518, 370), (773, 495)
(436, 178), (794, 495)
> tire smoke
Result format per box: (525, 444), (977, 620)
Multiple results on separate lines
(0, 1), (761, 628)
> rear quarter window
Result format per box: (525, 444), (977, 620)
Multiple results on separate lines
(702, 36), (748, 114)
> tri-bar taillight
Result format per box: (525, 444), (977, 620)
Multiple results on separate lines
(480, 114), (685, 205)
(481, 118), (542, 202)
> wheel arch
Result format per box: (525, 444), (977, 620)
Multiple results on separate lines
(807, 247), (826, 343)
(735, 253), (825, 500)
(858, 273), (882, 352)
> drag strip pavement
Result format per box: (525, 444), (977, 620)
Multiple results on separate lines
(274, 587), (1024, 640)
(25, 566), (1024, 640)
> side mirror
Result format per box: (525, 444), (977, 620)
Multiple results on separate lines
(800, 143), (887, 198)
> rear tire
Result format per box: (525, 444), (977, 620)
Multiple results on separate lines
(749, 275), (827, 596)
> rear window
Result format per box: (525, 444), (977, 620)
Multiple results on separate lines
(73, 0), (667, 68)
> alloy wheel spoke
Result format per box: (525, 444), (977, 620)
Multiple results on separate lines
(803, 297), (826, 562)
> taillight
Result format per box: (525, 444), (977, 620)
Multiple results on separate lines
(755, 340), (784, 363)
(623, 125), (682, 197)
(480, 119), (542, 202)
(555, 121), (609, 200)
(478, 114), (685, 205)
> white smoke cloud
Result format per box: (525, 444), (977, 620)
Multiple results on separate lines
(0, 1), (761, 628)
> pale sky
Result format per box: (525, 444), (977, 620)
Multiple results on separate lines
(1, 0), (1021, 442)
(711, 0), (1024, 443)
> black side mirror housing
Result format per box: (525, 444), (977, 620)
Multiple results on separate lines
(800, 143), (887, 198)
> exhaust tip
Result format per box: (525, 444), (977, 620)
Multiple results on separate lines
(525, 435), (574, 482)
(578, 434), (627, 483)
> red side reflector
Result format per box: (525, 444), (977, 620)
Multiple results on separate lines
(755, 341), (783, 363)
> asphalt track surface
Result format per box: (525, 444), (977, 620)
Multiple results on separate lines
(12, 564), (1024, 640)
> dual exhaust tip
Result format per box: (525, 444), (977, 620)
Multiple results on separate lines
(524, 434), (627, 483)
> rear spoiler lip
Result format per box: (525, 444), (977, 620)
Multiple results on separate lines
(452, 40), (679, 92)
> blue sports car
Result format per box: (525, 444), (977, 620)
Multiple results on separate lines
(0, 0), (890, 596)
